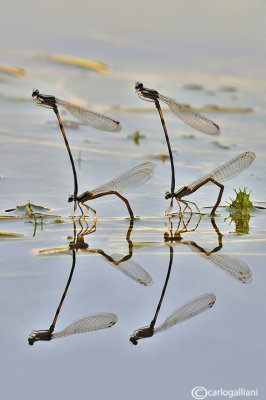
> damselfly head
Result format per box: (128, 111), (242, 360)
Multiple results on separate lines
(129, 325), (154, 344)
(135, 82), (143, 91)
(32, 89), (40, 99)
(68, 195), (74, 203)
(32, 90), (55, 108)
(129, 335), (138, 345)
(135, 82), (159, 102)
(32, 89), (44, 105)
(165, 191), (172, 199)
(28, 329), (52, 345)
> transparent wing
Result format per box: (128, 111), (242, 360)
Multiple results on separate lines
(187, 151), (255, 191)
(55, 98), (121, 132)
(52, 313), (117, 338)
(158, 93), (220, 136)
(91, 162), (156, 195)
(154, 293), (215, 334)
(187, 244), (252, 283)
(105, 254), (153, 286)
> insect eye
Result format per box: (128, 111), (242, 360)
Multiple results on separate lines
(32, 89), (39, 98)
(135, 82), (143, 90)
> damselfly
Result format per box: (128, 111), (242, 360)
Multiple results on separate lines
(130, 290), (215, 344)
(32, 89), (121, 201)
(165, 151), (255, 215)
(135, 82), (220, 210)
(28, 313), (117, 344)
(68, 162), (156, 220)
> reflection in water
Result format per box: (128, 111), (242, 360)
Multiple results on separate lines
(130, 246), (216, 345)
(28, 218), (118, 345)
(78, 219), (153, 285)
(103, 254), (152, 286)
(225, 187), (256, 234)
(29, 311), (117, 345)
(227, 211), (251, 234)
(38, 219), (153, 287)
(165, 217), (252, 283)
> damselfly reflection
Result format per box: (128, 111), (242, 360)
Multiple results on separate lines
(130, 293), (215, 345)
(29, 229), (117, 345)
(68, 162), (156, 220)
(32, 89), (121, 204)
(165, 151), (255, 216)
(102, 253), (152, 287)
(164, 217), (252, 284)
(130, 245), (215, 345)
(38, 217), (131, 256)
(135, 82), (220, 214)
(29, 313), (117, 345)
(38, 219), (153, 287)
(131, 215), (251, 284)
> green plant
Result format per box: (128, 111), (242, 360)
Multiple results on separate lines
(226, 188), (254, 213)
(226, 188), (254, 234)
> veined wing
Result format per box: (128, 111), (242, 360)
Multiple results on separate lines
(187, 243), (252, 283)
(91, 162), (156, 195)
(52, 313), (117, 338)
(154, 293), (215, 334)
(55, 98), (121, 132)
(158, 93), (220, 136)
(105, 253), (153, 286)
(187, 151), (255, 191)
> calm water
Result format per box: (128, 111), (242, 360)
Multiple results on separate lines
(0, 1), (266, 399)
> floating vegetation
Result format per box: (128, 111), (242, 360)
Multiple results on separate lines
(0, 232), (23, 237)
(113, 104), (253, 113)
(0, 74), (14, 83)
(77, 150), (82, 167)
(226, 188), (255, 213)
(183, 83), (204, 91)
(0, 93), (29, 102)
(203, 104), (253, 113)
(219, 86), (238, 93)
(127, 130), (146, 145)
(211, 141), (232, 150)
(4, 201), (59, 222)
(145, 153), (170, 163)
(53, 219), (64, 224)
(39, 53), (109, 72)
(0, 65), (25, 77)
(5, 201), (52, 217)
(226, 188), (255, 234)
(181, 134), (195, 139)
(205, 90), (216, 96)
